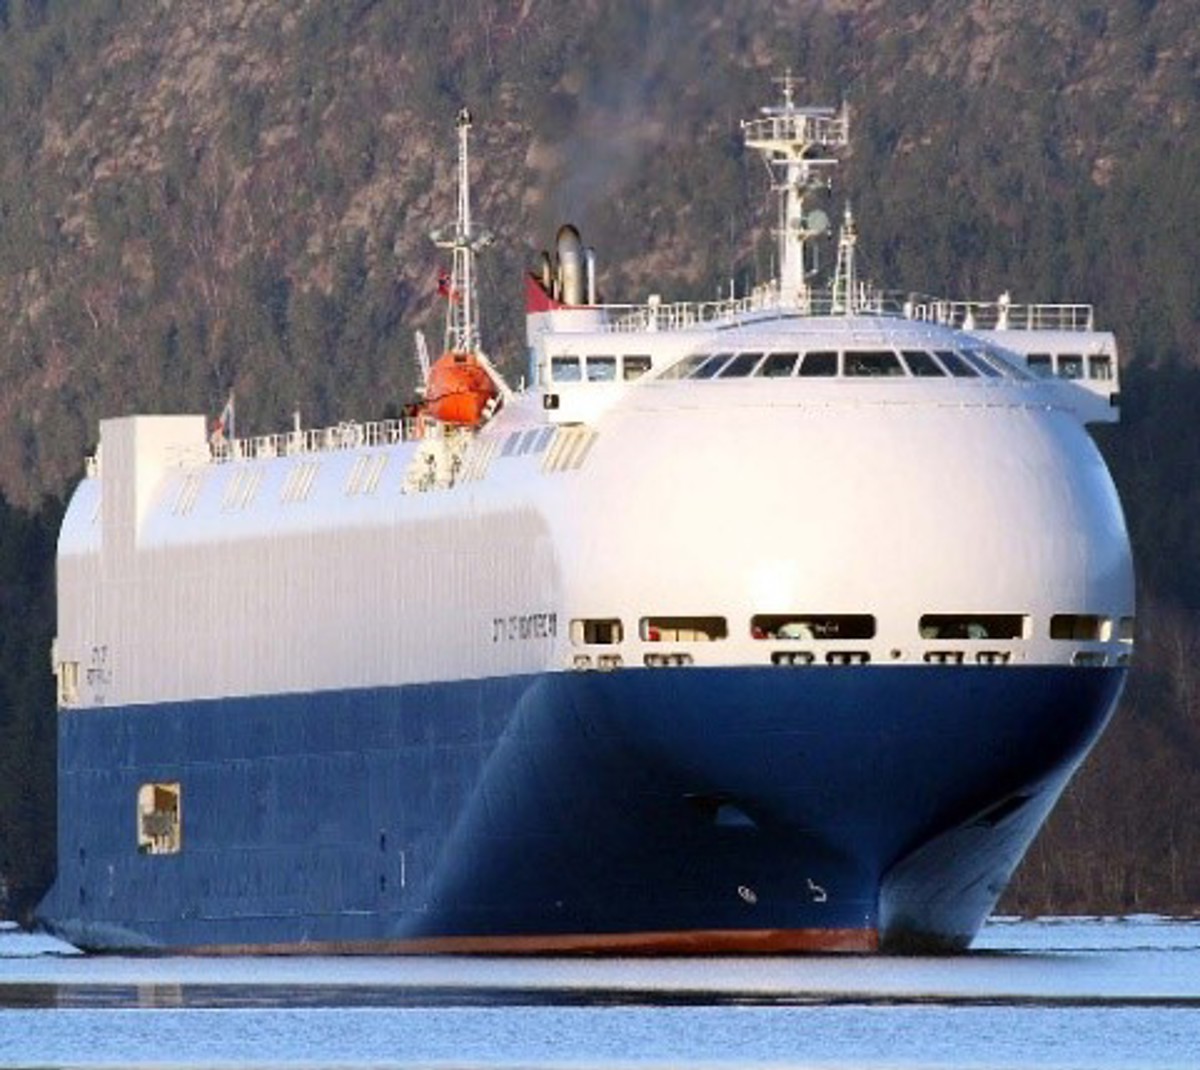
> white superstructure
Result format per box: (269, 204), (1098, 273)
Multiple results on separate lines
(52, 84), (1133, 717)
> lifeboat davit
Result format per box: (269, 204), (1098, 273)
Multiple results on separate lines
(424, 350), (498, 427)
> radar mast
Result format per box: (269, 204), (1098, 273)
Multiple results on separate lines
(741, 72), (849, 310)
(431, 108), (493, 355)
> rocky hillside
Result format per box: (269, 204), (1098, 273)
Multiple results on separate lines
(1, 0), (1199, 503)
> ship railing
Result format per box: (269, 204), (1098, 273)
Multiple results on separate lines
(897, 294), (1094, 332)
(209, 416), (421, 464)
(741, 109), (850, 150)
(590, 285), (1095, 335)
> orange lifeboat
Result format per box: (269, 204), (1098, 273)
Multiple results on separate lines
(424, 350), (498, 427)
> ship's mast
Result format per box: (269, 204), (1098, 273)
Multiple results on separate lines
(741, 73), (849, 309)
(432, 108), (492, 354)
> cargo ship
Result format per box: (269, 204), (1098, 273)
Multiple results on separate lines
(38, 85), (1133, 953)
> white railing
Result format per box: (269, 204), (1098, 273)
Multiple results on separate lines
(580, 285), (1095, 336)
(210, 417), (421, 465)
(741, 109), (850, 151)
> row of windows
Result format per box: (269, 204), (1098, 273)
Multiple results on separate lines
(569, 613), (1135, 646)
(545, 348), (1115, 386)
(660, 346), (1026, 382)
(549, 354), (653, 383)
(1026, 352), (1114, 381)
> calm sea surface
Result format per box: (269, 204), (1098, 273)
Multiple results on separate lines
(2, 917), (1199, 1069)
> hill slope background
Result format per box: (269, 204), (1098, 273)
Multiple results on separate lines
(2, 0), (1200, 919)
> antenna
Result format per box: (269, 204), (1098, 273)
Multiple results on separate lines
(742, 81), (848, 308)
(413, 330), (430, 395)
(430, 108), (493, 355)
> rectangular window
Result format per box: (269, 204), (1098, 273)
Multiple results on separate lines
(551, 356), (582, 382)
(1057, 354), (1084, 380)
(798, 351), (838, 377)
(1050, 614), (1109, 641)
(758, 352), (800, 377)
(570, 619), (624, 645)
(1088, 355), (1114, 381)
(641, 616), (728, 642)
(920, 614), (1028, 640)
(752, 614), (875, 640)
(845, 350), (904, 377)
(623, 355), (652, 380)
(1027, 354), (1054, 378)
(1117, 616), (1135, 642)
(586, 356), (617, 381)
(137, 782), (182, 855)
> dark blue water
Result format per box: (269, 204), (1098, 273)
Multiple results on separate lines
(2, 917), (1198, 1068)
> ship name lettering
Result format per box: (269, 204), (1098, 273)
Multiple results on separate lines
(492, 612), (557, 643)
(86, 644), (112, 688)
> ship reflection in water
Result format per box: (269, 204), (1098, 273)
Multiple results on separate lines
(1, 919), (1199, 1069)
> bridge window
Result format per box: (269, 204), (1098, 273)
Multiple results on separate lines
(691, 353), (735, 379)
(719, 352), (765, 378)
(551, 356), (582, 382)
(758, 352), (800, 377)
(586, 356), (617, 381)
(1057, 354), (1084, 380)
(641, 616), (728, 642)
(935, 351), (978, 377)
(845, 350), (904, 377)
(1088, 355), (1114, 381)
(1026, 354), (1054, 378)
(798, 351), (838, 377)
(624, 355), (652, 380)
(919, 614), (1028, 640)
(900, 350), (946, 377)
(752, 614), (875, 640)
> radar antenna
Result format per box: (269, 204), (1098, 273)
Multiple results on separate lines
(741, 73), (848, 309)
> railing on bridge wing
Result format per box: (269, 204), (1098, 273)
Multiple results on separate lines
(583, 284), (1094, 335)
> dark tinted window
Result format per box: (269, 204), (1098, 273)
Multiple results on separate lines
(845, 350), (904, 377)
(691, 353), (734, 379)
(900, 350), (945, 377)
(759, 352), (799, 377)
(1027, 354), (1053, 378)
(798, 351), (838, 377)
(718, 352), (764, 378)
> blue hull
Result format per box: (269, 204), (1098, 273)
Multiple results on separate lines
(38, 665), (1125, 953)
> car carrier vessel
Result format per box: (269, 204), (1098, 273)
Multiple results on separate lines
(38, 85), (1133, 953)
